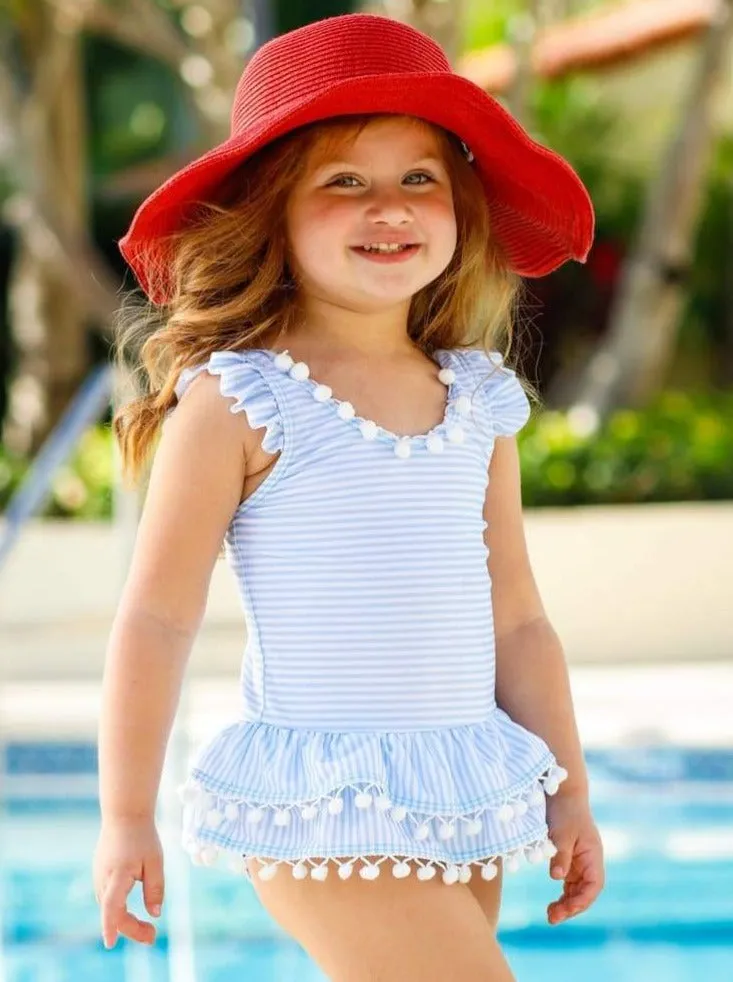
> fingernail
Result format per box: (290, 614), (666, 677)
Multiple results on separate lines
(151, 904), (161, 917)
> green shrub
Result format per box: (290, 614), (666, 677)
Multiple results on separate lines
(521, 390), (733, 506)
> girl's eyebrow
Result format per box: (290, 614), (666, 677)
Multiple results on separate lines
(317, 155), (445, 171)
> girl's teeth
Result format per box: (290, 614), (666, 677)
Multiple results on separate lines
(362, 244), (408, 253)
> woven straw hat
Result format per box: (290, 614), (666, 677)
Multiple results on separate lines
(119, 12), (594, 304)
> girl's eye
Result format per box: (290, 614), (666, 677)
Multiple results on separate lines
(404, 172), (435, 185)
(327, 172), (435, 188)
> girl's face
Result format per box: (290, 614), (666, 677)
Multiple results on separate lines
(285, 116), (457, 312)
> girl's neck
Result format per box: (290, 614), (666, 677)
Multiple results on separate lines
(265, 299), (418, 360)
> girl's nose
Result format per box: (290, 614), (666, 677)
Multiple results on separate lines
(364, 189), (413, 223)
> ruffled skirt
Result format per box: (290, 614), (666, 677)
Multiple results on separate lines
(178, 707), (567, 885)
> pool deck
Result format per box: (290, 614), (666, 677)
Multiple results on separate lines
(1, 502), (732, 681)
(1, 501), (731, 748)
(1, 662), (732, 749)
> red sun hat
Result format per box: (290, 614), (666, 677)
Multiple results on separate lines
(118, 12), (595, 305)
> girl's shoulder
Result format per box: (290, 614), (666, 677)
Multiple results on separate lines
(173, 349), (283, 455)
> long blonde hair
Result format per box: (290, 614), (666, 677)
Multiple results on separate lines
(113, 113), (533, 485)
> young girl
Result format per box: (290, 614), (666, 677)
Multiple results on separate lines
(94, 12), (604, 981)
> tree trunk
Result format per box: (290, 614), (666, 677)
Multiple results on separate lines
(4, 2), (89, 456)
(553, 0), (733, 419)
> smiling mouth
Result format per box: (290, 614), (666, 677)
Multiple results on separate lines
(351, 244), (422, 257)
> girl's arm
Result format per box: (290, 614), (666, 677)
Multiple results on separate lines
(484, 435), (604, 925)
(484, 434), (587, 794)
(95, 372), (252, 945)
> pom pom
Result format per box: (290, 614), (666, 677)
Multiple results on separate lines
(359, 863), (380, 880)
(446, 424), (465, 444)
(246, 807), (265, 824)
(529, 785), (546, 807)
(177, 783), (198, 805)
(313, 384), (332, 402)
(300, 803), (318, 820)
(438, 822), (456, 840)
(481, 862), (499, 881)
(504, 852), (522, 873)
(375, 794), (393, 812)
(223, 802), (240, 822)
(417, 864), (437, 881)
(455, 395), (472, 416)
(542, 839), (558, 859)
(327, 797), (344, 816)
(526, 846), (545, 865)
(337, 401), (356, 420)
(205, 808), (224, 828)
(200, 845), (219, 866)
(392, 861), (412, 879)
(274, 809), (291, 826)
(459, 865), (473, 883)
(442, 865), (460, 885)
(228, 855), (246, 874)
(551, 765), (569, 783)
(465, 818), (483, 836)
(497, 803), (515, 823)
(414, 823), (431, 840)
(289, 361), (309, 381)
(543, 777), (560, 795)
(273, 352), (294, 371)
(359, 420), (379, 441)
(258, 863), (279, 881)
(292, 862), (309, 880)
(513, 799), (529, 817)
(438, 368), (455, 385)
(311, 864), (329, 881)
(394, 438), (411, 458)
(354, 791), (373, 809)
(390, 805), (408, 822)
(426, 434), (444, 454)
(338, 862), (354, 880)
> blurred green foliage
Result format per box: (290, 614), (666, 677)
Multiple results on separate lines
(2, 393), (731, 518)
(521, 390), (733, 507)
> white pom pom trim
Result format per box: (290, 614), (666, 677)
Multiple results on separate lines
(185, 838), (559, 885)
(268, 347), (476, 458)
(179, 762), (568, 886)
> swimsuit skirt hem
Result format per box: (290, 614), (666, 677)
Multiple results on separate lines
(176, 708), (569, 883)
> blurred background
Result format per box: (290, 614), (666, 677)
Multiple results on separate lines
(0, 0), (732, 980)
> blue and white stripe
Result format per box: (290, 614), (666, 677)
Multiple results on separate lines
(174, 346), (567, 882)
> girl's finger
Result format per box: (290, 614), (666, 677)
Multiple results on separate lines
(101, 869), (137, 948)
(548, 832), (575, 880)
(142, 855), (165, 918)
(568, 867), (605, 912)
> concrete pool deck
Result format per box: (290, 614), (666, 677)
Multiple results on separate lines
(1, 501), (731, 680)
(1, 662), (732, 750)
(1, 501), (731, 750)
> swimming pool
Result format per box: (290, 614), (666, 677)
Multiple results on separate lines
(2, 743), (732, 981)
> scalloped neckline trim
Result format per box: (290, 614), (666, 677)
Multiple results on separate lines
(260, 347), (472, 455)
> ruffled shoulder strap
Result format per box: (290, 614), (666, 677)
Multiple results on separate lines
(174, 350), (284, 454)
(453, 348), (531, 438)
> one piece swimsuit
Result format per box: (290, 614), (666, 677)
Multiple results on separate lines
(173, 345), (568, 886)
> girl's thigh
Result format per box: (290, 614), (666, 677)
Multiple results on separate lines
(467, 859), (504, 932)
(247, 854), (516, 982)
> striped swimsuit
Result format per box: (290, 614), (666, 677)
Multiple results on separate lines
(174, 345), (567, 886)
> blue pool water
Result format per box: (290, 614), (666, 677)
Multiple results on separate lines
(2, 743), (732, 981)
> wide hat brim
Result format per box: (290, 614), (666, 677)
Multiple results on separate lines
(119, 72), (595, 304)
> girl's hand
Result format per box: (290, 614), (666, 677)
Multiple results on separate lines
(545, 789), (605, 925)
(93, 817), (165, 948)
